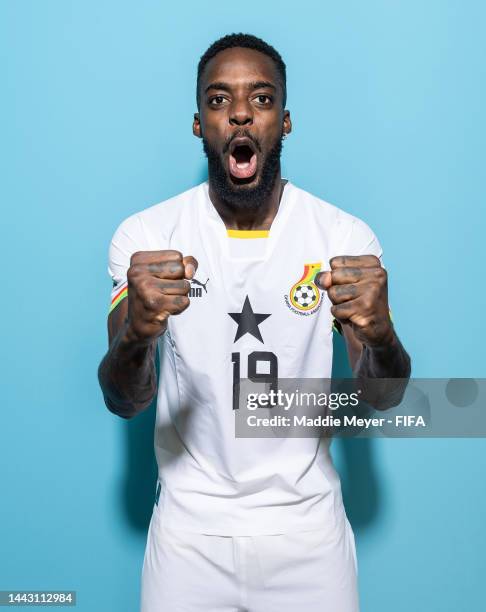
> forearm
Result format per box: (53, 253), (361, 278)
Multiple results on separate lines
(98, 321), (158, 419)
(354, 329), (411, 379)
(353, 329), (411, 410)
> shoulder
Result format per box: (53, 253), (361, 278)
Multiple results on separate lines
(111, 182), (205, 244)
(288, 181), (382, 256)
(136, 182), (205, 230)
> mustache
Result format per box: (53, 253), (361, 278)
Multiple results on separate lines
(222, 130), (262, 155)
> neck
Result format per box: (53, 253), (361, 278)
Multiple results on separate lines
(208, 170), (284, 231)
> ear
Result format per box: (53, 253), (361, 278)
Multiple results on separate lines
(282, 110), (292, 137)
(193, 112), (202, 138)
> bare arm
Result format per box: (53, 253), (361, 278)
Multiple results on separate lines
(340, 321), (411, 411)
(98, 299), (158, 419)
(98, 250), (197, 419)
(317, 255), (411, 410)
(341, 321), (411, 379)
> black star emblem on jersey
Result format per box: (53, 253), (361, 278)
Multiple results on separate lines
(228, 296), (271, 343)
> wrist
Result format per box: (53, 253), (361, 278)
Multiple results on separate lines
(122, 319), (161, 349)
(365, 324), (396, 352)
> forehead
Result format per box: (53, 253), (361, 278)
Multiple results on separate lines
(201, 47), (279, 89)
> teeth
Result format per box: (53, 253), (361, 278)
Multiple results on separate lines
(236, 162), (250, 169)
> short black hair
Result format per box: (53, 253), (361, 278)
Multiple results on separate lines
(196, 33), (287, 108)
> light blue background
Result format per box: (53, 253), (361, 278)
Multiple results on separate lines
(1, 1), (485, 610)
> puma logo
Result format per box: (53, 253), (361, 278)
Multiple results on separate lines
(191, 277), (209, 292)
(190, 277), (209, 298)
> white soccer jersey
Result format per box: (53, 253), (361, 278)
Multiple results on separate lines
(107, 179), (383, 536)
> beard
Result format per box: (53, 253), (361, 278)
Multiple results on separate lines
(202, 132), (283, 211)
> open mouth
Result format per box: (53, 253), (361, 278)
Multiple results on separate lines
(228, 138), (258, 180)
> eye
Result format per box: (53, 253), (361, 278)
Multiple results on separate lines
(209, 95), (227, 106)
(254, 94), (272, 105)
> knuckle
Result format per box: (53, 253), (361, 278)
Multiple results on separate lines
(331, 303), (345, 317)
(144, 293), (161, 311)
(331, 269), (343, 283)
(333, 285), (347, 299)
(330, 255), (347, 267)
(127, 264), (141, 286)
(374, 267), (386, 281)
(165, 260), (185, 276)
(130, 251), (145, 265)
(163, 249), (183, 261)
(140, 277), (155, 296)
(363, 296), (374, 311)
(366, 281), (380, 296)
(354, 316), (370, 328)
(368, 255), (380, 266)
(173, 295), (190, 311)
(327, 286), (337, 302)
(154, 313), (167, 326)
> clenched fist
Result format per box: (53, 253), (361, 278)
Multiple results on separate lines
(316, 255), (394, 348)
(126, 250), (198, 343)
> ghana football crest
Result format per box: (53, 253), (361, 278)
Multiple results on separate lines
(284, 262), (323, 316)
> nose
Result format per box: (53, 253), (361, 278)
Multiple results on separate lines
(229, 100), (253, 127)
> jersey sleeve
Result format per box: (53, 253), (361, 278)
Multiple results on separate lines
(330, 216), (390, 334)
(107, 213), (147, 314)
(338, 216), (384, 262)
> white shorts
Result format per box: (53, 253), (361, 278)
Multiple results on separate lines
(140, 506), (359, 612)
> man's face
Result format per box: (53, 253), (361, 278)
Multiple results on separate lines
(193, 47), (291, 209)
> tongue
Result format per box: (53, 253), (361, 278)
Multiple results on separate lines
(229, 153), (257, 179)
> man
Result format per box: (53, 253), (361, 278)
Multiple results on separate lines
(98, 33), (410, 612)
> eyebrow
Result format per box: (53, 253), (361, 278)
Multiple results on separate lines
(204, 80), (277, 94)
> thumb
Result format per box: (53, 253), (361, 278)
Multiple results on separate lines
(315, 271), (332, 290)
(183, 255), (198, 279)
